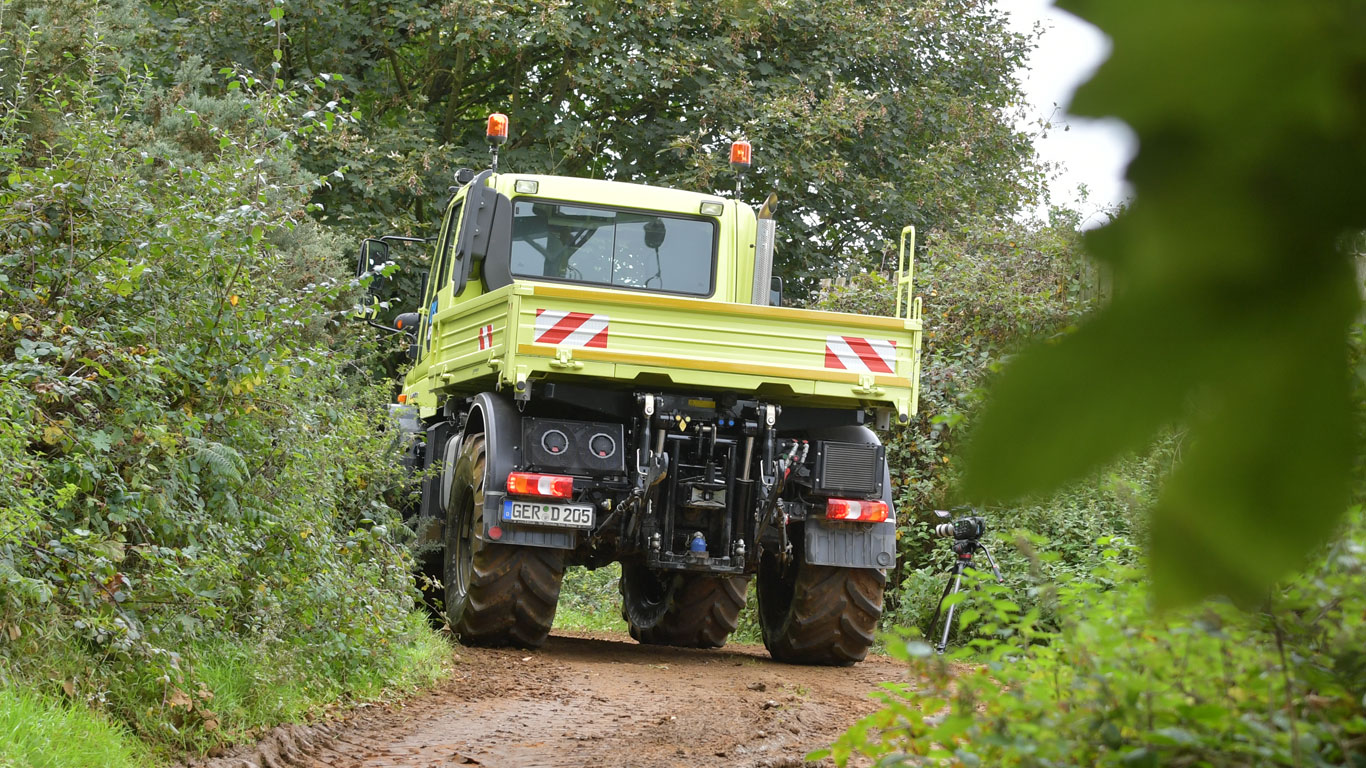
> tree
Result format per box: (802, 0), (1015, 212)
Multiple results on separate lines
(962, 0), (1366, 607)
(145, 0), (1043, 286)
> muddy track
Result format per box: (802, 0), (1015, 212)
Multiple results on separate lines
(189, 630), (908, 768)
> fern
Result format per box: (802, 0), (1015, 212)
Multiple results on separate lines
(187, 438), (248, 486)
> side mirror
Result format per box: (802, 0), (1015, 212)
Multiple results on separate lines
(933, 509), (951, 519)
(357, 239), (394, 304)
(769, 275), (784, 307)
(357, 238), (389, 280)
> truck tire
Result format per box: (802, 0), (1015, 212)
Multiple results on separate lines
(756, 548), (884, 666)
(620, 564), (748, 649)
(445, 433), (565, 648)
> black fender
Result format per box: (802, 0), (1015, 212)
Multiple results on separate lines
(417, 419), (452, 526)
(799, 425), (897, 570)
(459, 392), (575, 550)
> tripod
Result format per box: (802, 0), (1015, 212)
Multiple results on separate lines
(927, 536), (1004, 654)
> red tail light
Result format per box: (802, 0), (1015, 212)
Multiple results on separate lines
(506, 472), (573, 499)
(826, 498), (889, 523)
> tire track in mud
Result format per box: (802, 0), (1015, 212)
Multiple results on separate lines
(187, 630), (909, 768)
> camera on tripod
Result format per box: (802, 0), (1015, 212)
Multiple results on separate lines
(926, 507), (1004, 654)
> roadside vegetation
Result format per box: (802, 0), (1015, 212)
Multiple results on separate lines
(809, 248), (1366, 765)
(554, 564), (628, 635)
(0, 3), (444, 762)
(824, 0), (1366, 762)
(2, 0), (1048, 762)
(0, 688), (150, 768)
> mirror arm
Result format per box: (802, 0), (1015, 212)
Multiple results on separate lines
(365, 320), (405, 335)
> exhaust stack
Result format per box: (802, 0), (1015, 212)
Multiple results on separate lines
(752, 192), (778, 305)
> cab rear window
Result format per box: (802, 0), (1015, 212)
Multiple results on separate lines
(509, 201), (716, 296)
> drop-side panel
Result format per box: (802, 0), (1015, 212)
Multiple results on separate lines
(503, 283), (922, 418)
(417, 285), (514, 404)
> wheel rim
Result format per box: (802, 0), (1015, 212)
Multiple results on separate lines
(622, 563), (674, 629)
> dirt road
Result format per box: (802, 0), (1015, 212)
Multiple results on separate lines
(196, 630), (909, 768)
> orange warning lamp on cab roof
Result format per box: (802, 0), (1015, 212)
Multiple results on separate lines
(729, 139), (752, 171)
(486, 113), (509, 145)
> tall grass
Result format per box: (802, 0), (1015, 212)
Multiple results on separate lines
(0, 688), (149, 768)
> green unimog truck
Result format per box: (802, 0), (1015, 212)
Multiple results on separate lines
(358, 116), (922, 665)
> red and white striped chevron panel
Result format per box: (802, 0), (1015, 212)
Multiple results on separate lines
(477, 323), (494, 350)
(824, 335), (896, 374)
(533, 309), (609, 348)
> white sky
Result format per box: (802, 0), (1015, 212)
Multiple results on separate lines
(998, 0), (1136, 226)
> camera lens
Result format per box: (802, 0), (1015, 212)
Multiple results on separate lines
(933, 516), (988, 539)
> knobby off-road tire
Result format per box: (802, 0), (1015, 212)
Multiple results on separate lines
(620, 564), (749, 649)
(756, 548), (885, 666)
(445, 433), (565, 648)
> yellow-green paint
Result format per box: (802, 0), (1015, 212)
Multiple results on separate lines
(403, 173), (922, 422)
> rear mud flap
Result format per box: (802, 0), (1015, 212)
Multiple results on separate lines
(805, 518), (896, 569)
(471, 392), (576, 550)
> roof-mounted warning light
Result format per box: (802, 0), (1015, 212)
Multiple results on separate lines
(487, 112), (509, 172)
(730, 139), (751, 196)
(487, 113), (509, 145)
(729, 140), (752, 171)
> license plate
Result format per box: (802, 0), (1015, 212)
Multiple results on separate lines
(501, 500), (595, 529)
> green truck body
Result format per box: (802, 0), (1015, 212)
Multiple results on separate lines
(361, 150), (923, 666)
(404, 173), (921, 420)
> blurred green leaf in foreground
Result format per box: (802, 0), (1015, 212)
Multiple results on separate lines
(963, 1), (1366, 607)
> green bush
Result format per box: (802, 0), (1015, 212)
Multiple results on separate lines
(815, 215), (1099, 628)
(888, 444), (1165, 647)
(554, 565), (628, 633)
(814, 212), (1366, 767)
(823, 508), (1366, 766)
(0, 9), (434, 754)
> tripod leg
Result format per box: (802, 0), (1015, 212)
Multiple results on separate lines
(977, 543), (1005, 584)
(935, 567), (965, 654)
(926, 564), (957, 637)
